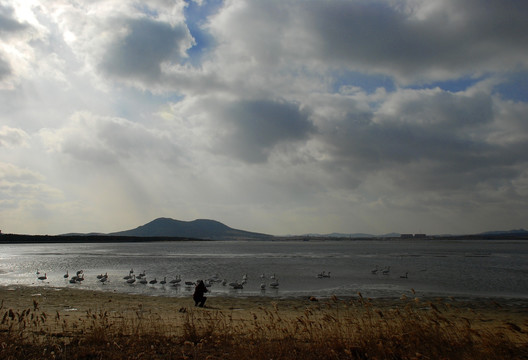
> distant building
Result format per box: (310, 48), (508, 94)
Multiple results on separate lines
(400, 233), (427, 239)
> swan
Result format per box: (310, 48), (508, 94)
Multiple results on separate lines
(126, 275), (136, 284)
(229, 281), (243, 289)
(69, 277), (77, 284)
(76, 274), (85, 282)
(149, 278), (158, 284)
(260, 282), (266, 290)
(242, 273), (248, 281)
(100, 275), (108, 283)
(123, 273), (132, 280)
(76, 270), (83, 276)
(139, 278), (147, 284)
(138, 270), (146, 278)
(160, 277), (167, 285)
(169, 275), (181, 284)
(400, 272), (408, 279)
(269, 280), (279, 288)
(37, 273), (47, 280)
(382, 266), (391, 275)
(184, 281), (195, 286)
(64, 271), (69, 278)
(371, 266), (379, 274)
(270, 273), (276, 279)
(231, 283), (243, 289)
(260, 273), (265, 279)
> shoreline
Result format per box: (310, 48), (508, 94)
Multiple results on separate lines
(2, 285), (527, 359)
(2, 284), (528, 320)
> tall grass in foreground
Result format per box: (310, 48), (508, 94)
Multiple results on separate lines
(0, 295), (526, 359)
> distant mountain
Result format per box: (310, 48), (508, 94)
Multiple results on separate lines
(108, 217), (272, 240)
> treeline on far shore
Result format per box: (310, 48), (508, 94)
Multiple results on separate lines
(1, 232), (527, 244)
(0, 234), (204, 244)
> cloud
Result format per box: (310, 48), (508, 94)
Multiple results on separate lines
(0, 126), (29, 148)
(1, 0), (527, 235)
(100, 17), (192, 82)
(205, 0), (528, 86)
(0, 3), (28, 33)
(299, 0), (528, 83)
(212, 98), (314, 163)
(40, 111), (181, 165)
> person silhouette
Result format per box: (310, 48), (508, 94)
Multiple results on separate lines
(193, 280), (208, 307)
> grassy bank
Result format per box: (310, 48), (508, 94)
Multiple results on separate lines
(1, 291), (527, 359)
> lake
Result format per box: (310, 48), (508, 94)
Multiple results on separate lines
(1, 239), (527, 299)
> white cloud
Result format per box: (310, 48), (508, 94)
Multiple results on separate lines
(0, 126), (29, 147)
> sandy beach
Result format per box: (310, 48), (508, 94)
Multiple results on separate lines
(2, 285), (527, 330)
(1, 285), (527, 359)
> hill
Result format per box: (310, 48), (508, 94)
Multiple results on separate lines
(108, 217), (272, 240)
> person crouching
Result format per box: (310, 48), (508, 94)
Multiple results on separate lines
(193, 280), (208, 307)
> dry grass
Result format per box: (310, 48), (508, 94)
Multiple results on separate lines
(0, 294), (527, 360)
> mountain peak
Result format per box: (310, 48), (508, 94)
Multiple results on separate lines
(109, 217), (271, 240)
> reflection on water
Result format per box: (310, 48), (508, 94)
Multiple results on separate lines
(0, 240), (527, 299)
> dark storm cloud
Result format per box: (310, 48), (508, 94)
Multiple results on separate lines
(100, 17), (190, 82)
(302, 0), (528, 81)
(218, 99), (314, 163)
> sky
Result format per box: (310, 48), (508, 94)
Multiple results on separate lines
(1, 0), (528, 236)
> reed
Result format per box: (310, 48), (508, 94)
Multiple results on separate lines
(0, 295), (526, 359)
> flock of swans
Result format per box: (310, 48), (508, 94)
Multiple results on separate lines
(370, 266), (409, 278)
(36, 269), (285, 292)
